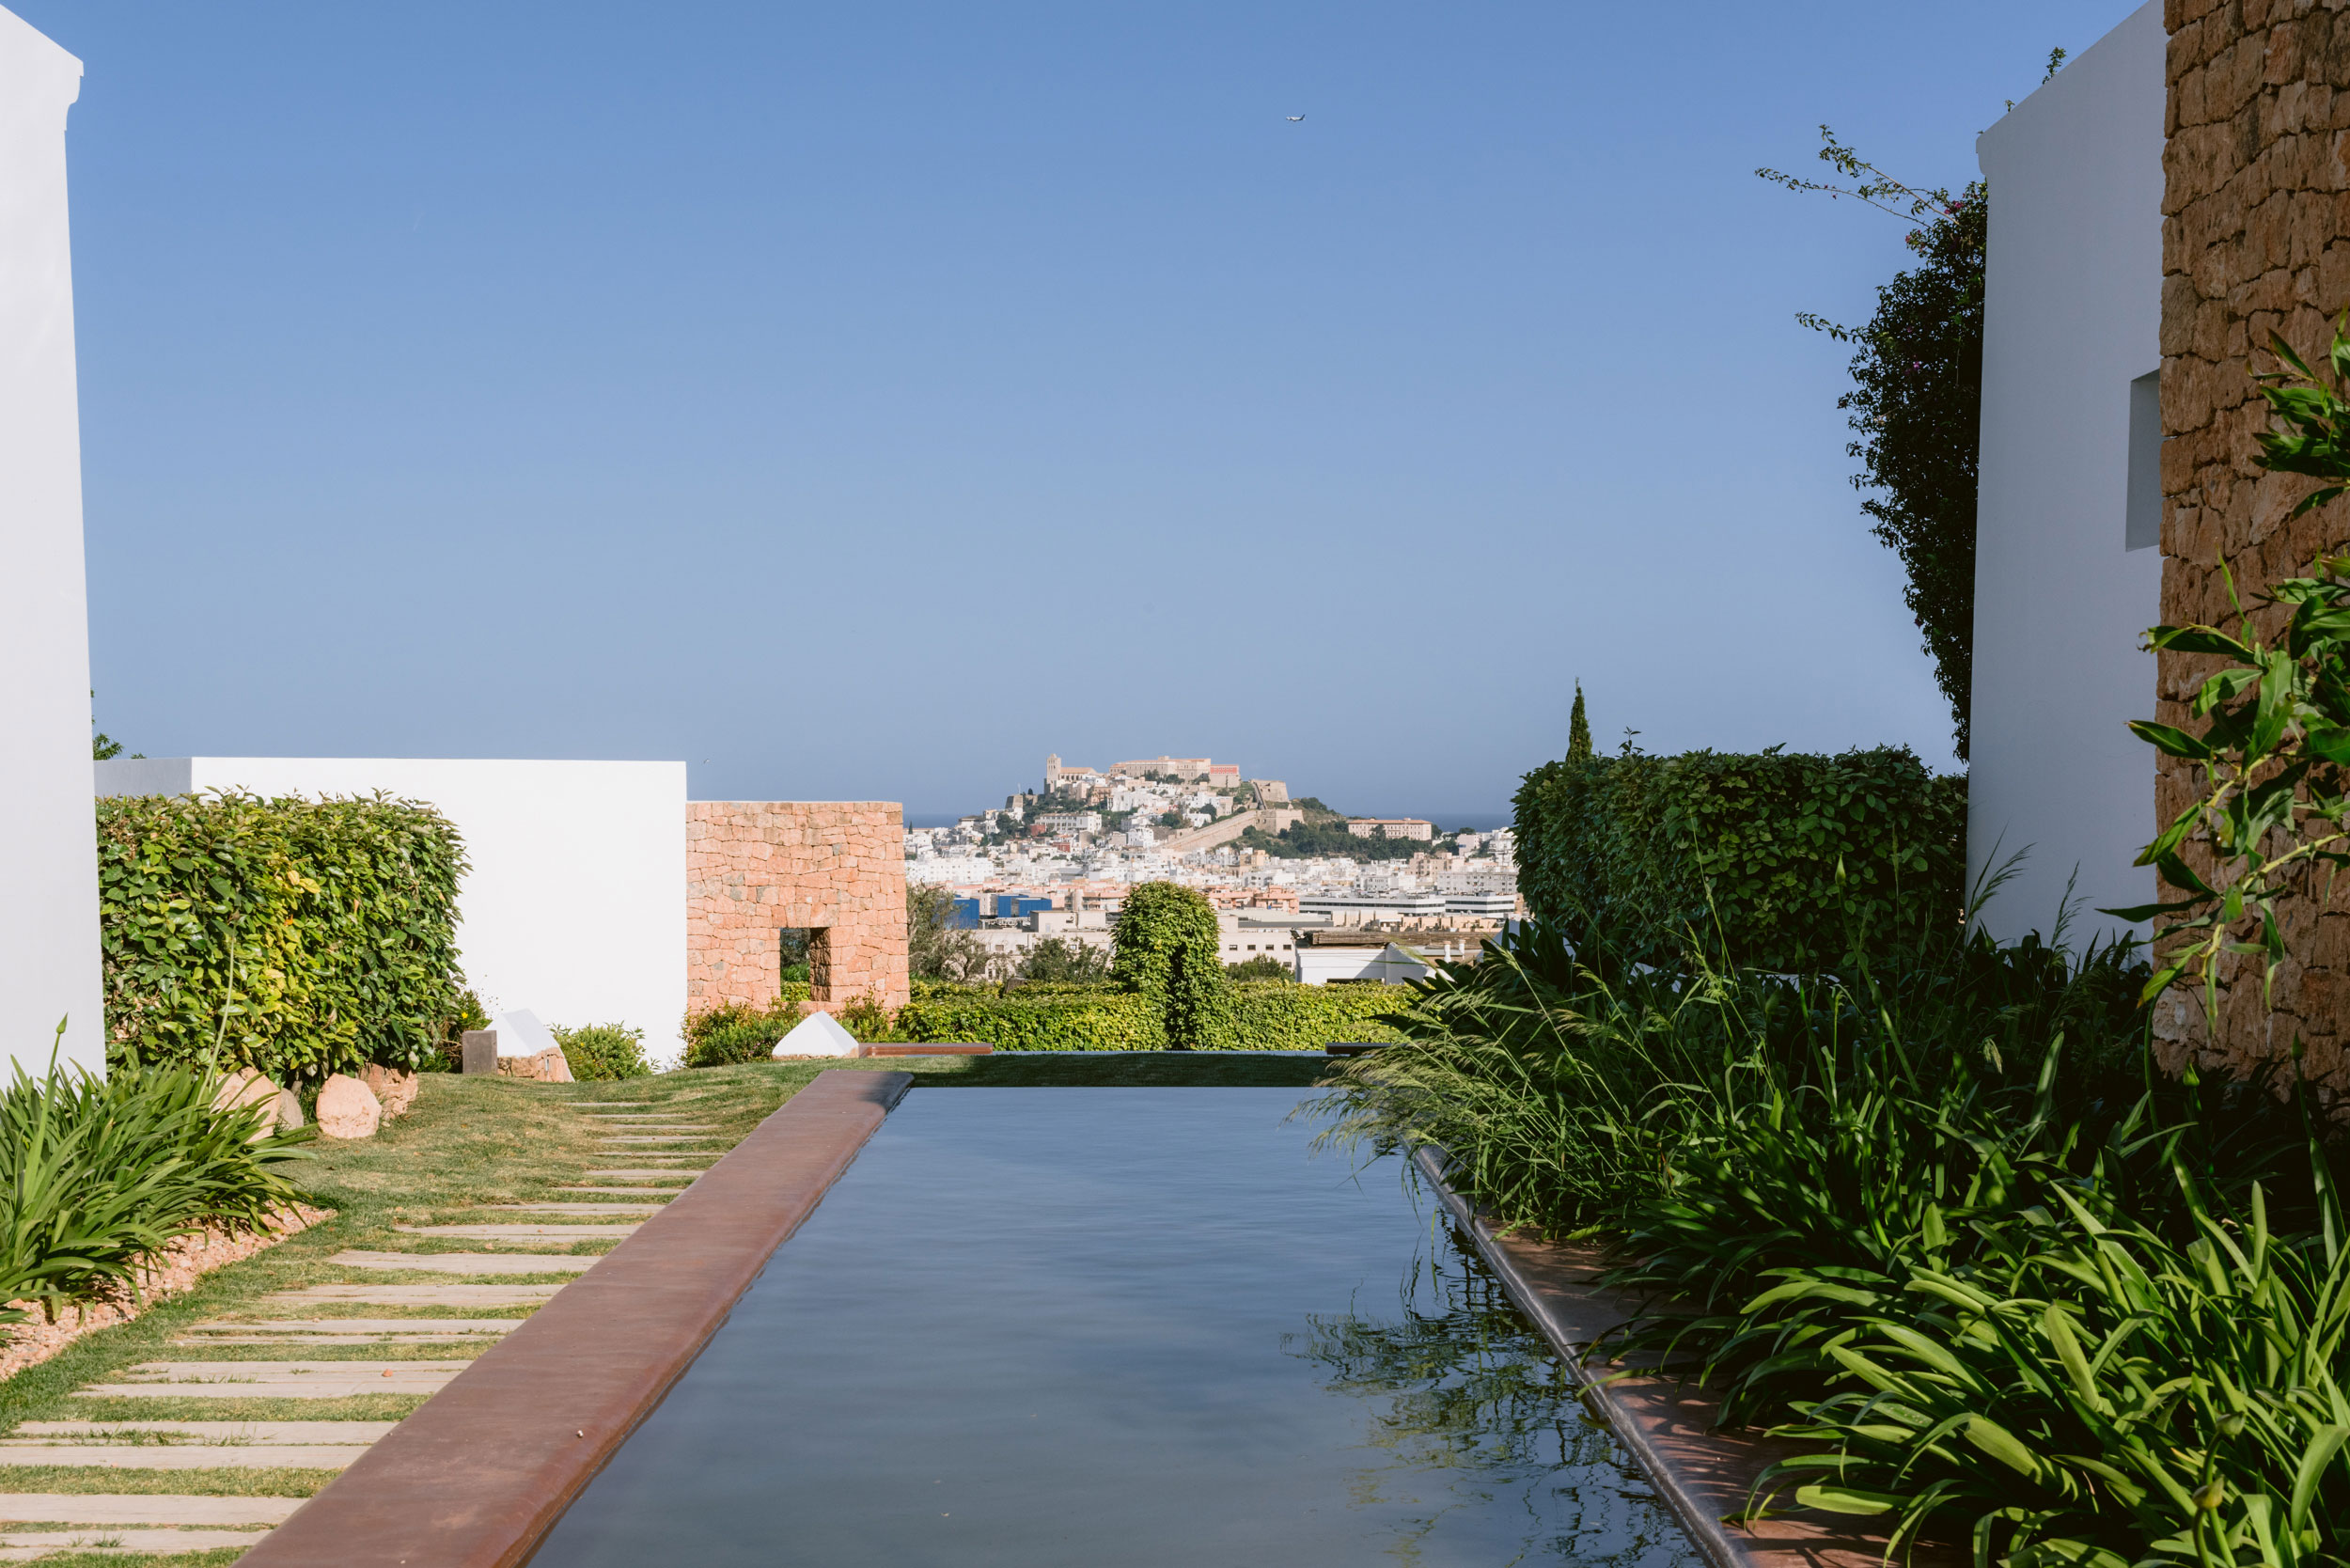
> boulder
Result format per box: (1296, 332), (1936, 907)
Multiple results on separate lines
(359, 1064), (419, 1119)
(496, 1047), (575, 1084)
(273, 1086), (306, 1131)
(315, 1074), (382, 1140)
(212, 1069), (283, 1137)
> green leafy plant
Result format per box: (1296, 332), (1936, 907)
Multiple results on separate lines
(1111, 882), (1230, 1051)
(97, 791), (467, 1080)
(1225, 955), (1294, 982)
(0, 1030), (304, 1327)
(2114, 319), (2350, 1020)
(1512, 744), (1965, 973)
(1017, 937), (1112, 984)
(551, 1023), (651, 1081)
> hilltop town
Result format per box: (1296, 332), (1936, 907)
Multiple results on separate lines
(901, 753), (1520, 977)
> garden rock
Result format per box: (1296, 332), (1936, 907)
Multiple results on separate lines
(773, 1011), (859, 1058)
(358, 1064), (419, 1119)
(273, 1087), (305, 1131)
(315, 1075), (381, 1140)
(497, 1047), (575, 1084)
(212, 1070), (282, 1135)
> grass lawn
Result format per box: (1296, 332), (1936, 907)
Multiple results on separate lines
(0, 1050), (1337, 1563)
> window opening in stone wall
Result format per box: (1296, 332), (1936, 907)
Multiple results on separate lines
(2125, 369), (2161, 552)
(779, 928), (823, 990)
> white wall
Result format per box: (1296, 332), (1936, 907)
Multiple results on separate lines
(1968, 0), (2165, 950)
(97, 760), (689, 1066)
(0, 9), (102, 1075)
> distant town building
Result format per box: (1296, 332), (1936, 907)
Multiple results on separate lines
(1036, 811), (1103, 837)
(1345, 818), (1435, 841)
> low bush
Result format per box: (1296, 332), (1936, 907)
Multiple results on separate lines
(552, 1023), (651, 1081)
(97, 791), (468, 1081)
(0, 1034), (305, 1326)
(1512, 745), (1965, 972)
(682, 995), (808, 1068)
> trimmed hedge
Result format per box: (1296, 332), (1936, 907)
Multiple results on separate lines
(97, 791), (467, 1081)
(894, 981), (1413, 1053)
(684, 980), (1417, 1060)
(1512, 745), (1965, 972)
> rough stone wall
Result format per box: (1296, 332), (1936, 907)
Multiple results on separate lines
(2158, 0), (2350, 1089)
(684, 803), (909, 1017)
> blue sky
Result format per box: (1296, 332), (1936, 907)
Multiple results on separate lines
(21, 0), (2138, 822)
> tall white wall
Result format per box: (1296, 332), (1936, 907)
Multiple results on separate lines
(0, 9), (102, 1075)
(1968, 1), (2166, 950)
(98, 760), (690, 1066)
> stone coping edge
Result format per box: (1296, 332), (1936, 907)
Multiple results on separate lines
(238, 1069), (914, 1568)
(1412, 1147), (1938, 1568)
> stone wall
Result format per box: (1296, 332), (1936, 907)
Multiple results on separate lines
(2158, 0), (2350, 1089)
(684, 803), (909, 1017)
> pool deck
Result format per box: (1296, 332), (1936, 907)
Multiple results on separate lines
(232, 1068), (914, 1568)
(1413, 1148), (1958, 1568)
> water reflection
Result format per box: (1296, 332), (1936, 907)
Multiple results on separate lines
(1288, 1226), (1699, 1568)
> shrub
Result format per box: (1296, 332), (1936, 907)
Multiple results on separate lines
(552, 1023), (651, 1081)
(1512, 745), (1964, 972)
(892, 980), (1412, 1052)
(1225, 955), (1293, 982)
(1111, 882), (1230, 1050)
(97, 791), (468, 1081)
(1017, 937), (1112, 984)
(0, 1033), (305, 1326)
(683, 996), (807, 1068)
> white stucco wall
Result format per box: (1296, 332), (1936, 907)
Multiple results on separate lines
(97, 759), (689, 1066)
(0, 9), (102, 1075)
(1967, 0), (2165, 950)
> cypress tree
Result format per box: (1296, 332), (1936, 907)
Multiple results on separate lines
(1566, 683), (1592, 766)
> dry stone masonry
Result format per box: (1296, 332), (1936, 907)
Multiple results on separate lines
(685, 802), (909, 1019)
(2158, 0), (2350, 1090)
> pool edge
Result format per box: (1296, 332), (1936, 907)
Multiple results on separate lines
(236, 1068), (914, 1568)
(1412, 1147), (1954, 1568)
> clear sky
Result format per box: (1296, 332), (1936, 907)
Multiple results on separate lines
(20, 0), (2141, 823)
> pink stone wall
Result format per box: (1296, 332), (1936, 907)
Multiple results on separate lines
(684, 802), (909, 1016)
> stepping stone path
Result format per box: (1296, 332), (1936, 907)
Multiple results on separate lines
(0, 1092), (751, 1559)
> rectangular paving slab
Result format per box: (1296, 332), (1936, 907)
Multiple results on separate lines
(183, 1321), (520, 1337)
(393, 1224), (637, 1239)
(329, 1251), (594, 1275)
(16, 1422), (401, 1444)
(0, 1529), (273, 1554)
(268, 1284), (565, 1306)
(0, 1495), (303, 1526)
(485, 1203), (666, 1215)
(556, 1187), (692, 1196)
(0, 1441), (371, 1469)
(596, 1137), (724, 1145)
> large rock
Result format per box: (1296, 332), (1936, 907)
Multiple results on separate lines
(212, 1069), (284, 1137)
(315, 1074), (382, 1140)
(496, 1047), (575, 1084)
(359, 1064), (419, 1119)
(274, 1086), (306, 1131)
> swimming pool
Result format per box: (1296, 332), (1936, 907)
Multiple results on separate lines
(530, 1088), (1700, 1567)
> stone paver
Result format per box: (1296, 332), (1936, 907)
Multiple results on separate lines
(17, 1422), (401, 1444)
(0, 1529), (273, 1556)
(556, 1186), (690, 1196)
(0, 1496), (302, 1525)
(75, 1360), (464, 1398)
(579, 1168), (704, 1179)
(394, 1224), (637, 1239)
(597, 1137), (723, 1145)
(329, 1250), (594, 1275)
(0, 1441), (369, 1469)
(486, 1203), (666, 1215)
(266, 1283), (566, 1306)
(183, 1321), (518, 1337)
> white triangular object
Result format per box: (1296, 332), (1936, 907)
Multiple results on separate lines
(773, 1011), (860, 1058)
(495, 1009), (561, 1058)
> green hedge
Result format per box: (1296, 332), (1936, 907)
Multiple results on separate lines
(893, 981), (1414, 1053)
(1512, 746), (1964, 972)
(97, 792), (467, 1081)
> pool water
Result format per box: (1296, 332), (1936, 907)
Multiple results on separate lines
(530, 1088), (1701, 1568)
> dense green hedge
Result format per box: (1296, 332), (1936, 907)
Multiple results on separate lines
(1512, 746), (1965, 971)
(97, 792), (467, 1080)
(894, 981), (1413, 1053)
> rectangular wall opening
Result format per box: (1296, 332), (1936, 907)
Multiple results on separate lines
(2126, 369), (2161, 551)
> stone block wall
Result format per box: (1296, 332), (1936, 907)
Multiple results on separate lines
(684, 803), (909, 1017)
(2158, 0), (2350, 1090)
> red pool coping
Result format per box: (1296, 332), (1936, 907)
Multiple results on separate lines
(1414, 1148), (1959, 1568)
(238, 1069), (914, 1568)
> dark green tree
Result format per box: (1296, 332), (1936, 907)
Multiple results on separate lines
(1110, 881), (1230, 1050)
(1566, 683), (1592, 766)
(1759, 106), (2052, 761)
(1016, 936), (1112, 984)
